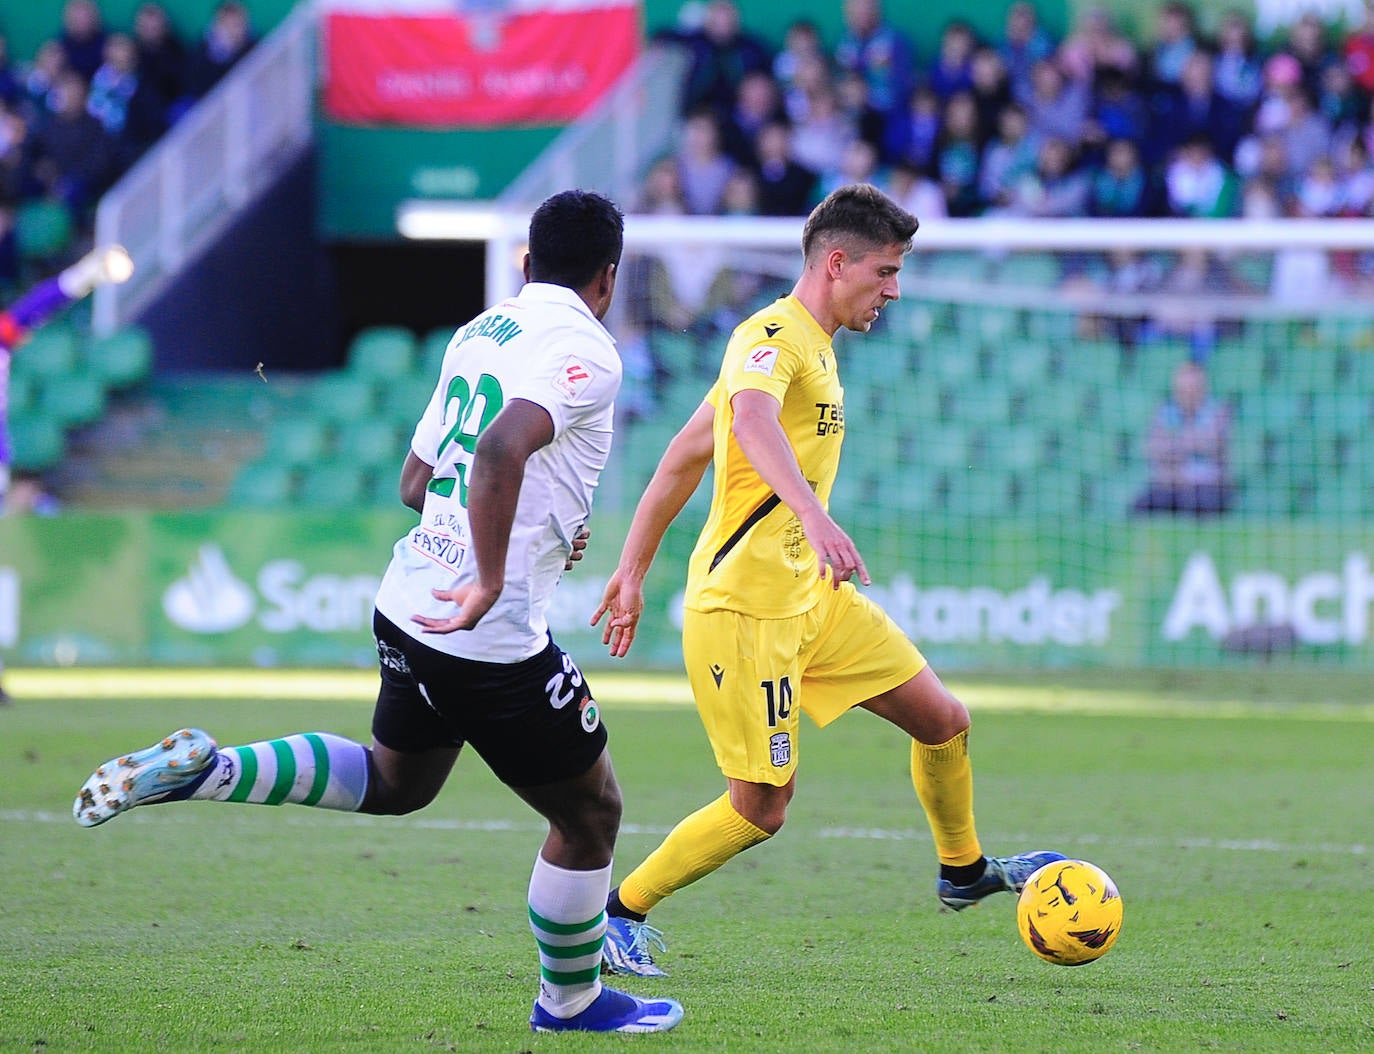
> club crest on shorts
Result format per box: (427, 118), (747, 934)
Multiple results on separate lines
(769, 732), (791, 767)
(580, 698), (600, 733)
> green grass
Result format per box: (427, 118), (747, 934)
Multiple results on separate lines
(1, 669), (1371, 1053)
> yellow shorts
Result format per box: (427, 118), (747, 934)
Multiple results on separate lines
(682, 581), (927, 785)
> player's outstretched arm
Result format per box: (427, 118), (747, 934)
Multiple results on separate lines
(412, 398), (554, 634)
(730, 389), (870, 588)
(592, 399), (714, 657)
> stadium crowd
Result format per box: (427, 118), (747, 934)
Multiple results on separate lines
(0, 0), (257, 287)
(645, 0), (1374, 225)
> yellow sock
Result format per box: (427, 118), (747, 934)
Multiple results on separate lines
(619, 793), (771, 915)
(912, 730), (983, 867)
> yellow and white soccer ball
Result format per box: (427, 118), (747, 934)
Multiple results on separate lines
(1016, 859), (1123, 966)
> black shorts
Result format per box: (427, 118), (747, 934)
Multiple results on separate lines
(370, 610), (607, 788)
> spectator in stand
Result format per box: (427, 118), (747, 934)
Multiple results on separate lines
(720, 69), (782, 167)
(133, 2), (187, 122)
(184, 0), (257, 100)
(835, 70), (887, 153)
(819, 136), (887, 198)
(772, 18), (825, 98)
(1091, 137), (1152, 217)
(0, 104), (28, 207)
(1088, 67), (1148, 148)
(1243, 135), (1298, 212)
(1058, 6), (1138, 85)
(780, 50), (829, 125)
(935, 90), (982, 216)
(752, 120), (817, 216)
(1240, 175), (1284, 219)
(995, 137), (1089, 218)
(1287, 11), (1336, 96)
(1317, 61), (1363, 141)
(1147, 1), (1198, 90)
(1280, 85), (1333, 181)
(929, 21), (977, 101)
(834, 0), (916, 122)
(1133, 359), (1233, 517)
(675, 108), (736, 215)
(1337, 136), (1374, 215)
(1165, 135), (1238, 217)
(790, 85), (857, 182)
(1296, 154), (1342, 216)
(885, 84), (941, 171)
(1018, 57), (1089, 147)
(30, 72), (118, 220)
(888, 160), (947, 219)
(979, 102), (1040, 210)
(1346, 0), (1374, 95)
(969, 46), (1012, 145)
(998, 1), (1055, 99)
(621, 157), (696, 339)
(57, 0), (108, 83)
(1148, 50), (1245, 167)
(1214, 10), (1263, 115)
(21, 42), (70, 125)
(88, 33), (166, 163)
(660, 0), (771, 119)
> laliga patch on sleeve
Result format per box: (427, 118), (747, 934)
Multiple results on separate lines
(743, 345), (780, 376)
(552, 356), (594, 398)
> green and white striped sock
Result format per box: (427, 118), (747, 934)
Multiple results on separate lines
(190, 732), (368, 811)
(528, 855), (611, 1018)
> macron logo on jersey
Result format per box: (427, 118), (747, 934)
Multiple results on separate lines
(553, 356), (594, 399)
(744, 346), (780, 376)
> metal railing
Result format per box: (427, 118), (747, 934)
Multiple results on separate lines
(92, 0), (317, 336)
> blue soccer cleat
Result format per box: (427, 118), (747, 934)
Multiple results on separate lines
(530, 986), (684, 1033)
(601, 915), (669, 977)
(73, 728), (217, 828)
(937, 850), (1068, 911)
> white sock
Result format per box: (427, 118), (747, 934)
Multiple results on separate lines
(190, 733), (368, 811)
(528, 855), (611, 1018)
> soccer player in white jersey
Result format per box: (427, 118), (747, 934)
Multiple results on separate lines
(71, 191), (683, 1035)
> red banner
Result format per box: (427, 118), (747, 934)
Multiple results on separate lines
(324, 4), (641, 128)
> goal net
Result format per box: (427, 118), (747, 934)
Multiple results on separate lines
(443, 210), (1374, 671)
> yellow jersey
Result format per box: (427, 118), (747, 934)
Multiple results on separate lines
(685, 295), (845, 618)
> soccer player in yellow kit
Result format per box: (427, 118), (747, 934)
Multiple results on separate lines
(592, 183), (1064, 975)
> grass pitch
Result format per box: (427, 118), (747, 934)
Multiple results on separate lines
(1, 668), (1370, 1053)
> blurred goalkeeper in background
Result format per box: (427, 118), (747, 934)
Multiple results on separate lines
(592, 183), (1065, 977)
(0, 244), (133, 705)
(71, 191), (684, 1035)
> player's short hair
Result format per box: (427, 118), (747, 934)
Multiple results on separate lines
(801, 183), (919, 261)
(527, 190), (625, 289)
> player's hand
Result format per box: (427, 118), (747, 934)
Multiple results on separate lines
(564, 525), (590, 571)
(801, 509), (870, 589)
(590, 569), (644, 658)
(412, 581), (502, 634)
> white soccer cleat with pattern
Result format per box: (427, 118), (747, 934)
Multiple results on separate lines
(73, 728), (217, 827)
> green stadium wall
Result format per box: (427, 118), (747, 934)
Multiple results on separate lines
(5, 510), (1374, 671)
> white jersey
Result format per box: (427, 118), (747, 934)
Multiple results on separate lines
(374, 282), (620, 662)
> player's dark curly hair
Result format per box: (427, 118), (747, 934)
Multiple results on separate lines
(527, 190), (625, 289)
(801, 183), (919, 260)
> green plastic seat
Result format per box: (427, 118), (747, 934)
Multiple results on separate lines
(227, 463), (294, 507)
(336, 419), (400, 469)
(420, 327), (456, 377)
(309, 374), (375, 422)
(296, 462), (367, 507)
(39, 375), (106, 426)
(7, 414), (64, 471)
(263, 417), (329, 465)
(15, 199), (74, 263)
(347, 326), (417, 380)
(84, 327), (153, 389)
(9, 326), (79, 380)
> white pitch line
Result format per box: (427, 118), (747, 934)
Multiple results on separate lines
(2, 809), (1366, 856)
